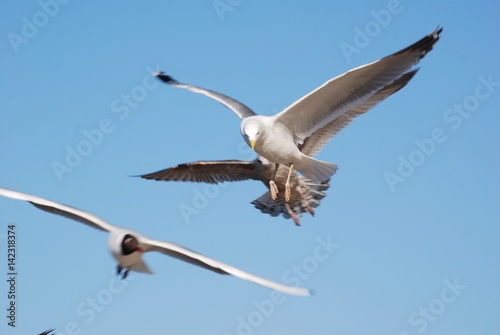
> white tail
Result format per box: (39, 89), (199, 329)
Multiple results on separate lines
(295, 154), (338, 182)
(130, 259), (154, 274)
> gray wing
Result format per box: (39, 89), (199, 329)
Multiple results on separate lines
(154, 72), (257, 119)
(299, 69), (419, 157)
(138, 159), (263, 184)
(142, 238), (311, 296)
(0, 187), (116, 232)
(275, 27), (442, 145)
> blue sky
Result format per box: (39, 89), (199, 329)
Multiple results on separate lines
(1, 1), (499, 334)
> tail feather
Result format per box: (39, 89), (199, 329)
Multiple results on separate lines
(251, 177), (331, 221)
(130, 260), (154, 274)
(295, 154), (338, 182)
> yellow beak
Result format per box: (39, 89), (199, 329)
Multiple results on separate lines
(250, 139), (256, 151)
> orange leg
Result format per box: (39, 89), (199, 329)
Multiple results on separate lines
(285, 202), (301, 226)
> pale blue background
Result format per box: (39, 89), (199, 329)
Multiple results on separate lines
(1, 1), (499, 334)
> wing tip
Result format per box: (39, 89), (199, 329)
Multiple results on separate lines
(432, 26), (444, 37)
(38, 328), (56, 335)
(293, 287), (315, 297)
(393, 26), (443, 60)
(153, 71), (177, 84)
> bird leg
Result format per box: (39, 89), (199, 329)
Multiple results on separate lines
(285, 202), (301, 226)
(297, 188), (315, 216)
(269, 163), (280, 200)
(284, 164), (294, 202)
(116, 264), (129, 279)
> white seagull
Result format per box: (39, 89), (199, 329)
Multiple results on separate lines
(140, 70), (418, 225)
(0, 187), (311, 296)
(154, 27), (442, 202)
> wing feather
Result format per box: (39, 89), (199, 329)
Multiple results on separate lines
(138, 160), (263, 184)
(155, 72), (256, 119)
(143, 238), (311, 296)
(299, 70), (419, 157)
(0, 187), (116, 232)
(275, 27), (442, 144)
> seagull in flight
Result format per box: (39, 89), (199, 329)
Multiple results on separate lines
(140, 70), (418, 225)
(153, 27), (442, 202)
(0, 187), (311, 296)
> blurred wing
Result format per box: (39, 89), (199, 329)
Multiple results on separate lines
(38, 329), (55, 335)
(299, 70), (418, 157)
(143, 238), (311, 296)
(0, 187), (116, 232)
(155, 72), (256, 119)
(276, 27), (442, 144)
(138, 160), (263, 184)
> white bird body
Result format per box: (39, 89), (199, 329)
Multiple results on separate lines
(242, 112), (340, 183)
(242, 116), (297, 164)
(0, 186), (311, 296)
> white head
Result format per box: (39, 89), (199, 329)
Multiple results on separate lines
(241, 117), (263, 151)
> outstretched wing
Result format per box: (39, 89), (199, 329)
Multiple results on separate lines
(275, 27), (442, 144)
(299, 70), (419, 157)
(143, 238), (311, 296)
(0, 187), (116, 232)
(138, 159), (263, 184)
(155, 72), (257, 119)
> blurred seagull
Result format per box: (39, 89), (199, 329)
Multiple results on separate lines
(0, 187), (311, 296)
(38, 329), (55, 335)
(153, 27), (442, 202)
(140, 70), (418, 225)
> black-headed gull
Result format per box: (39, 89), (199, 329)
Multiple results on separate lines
(153, 27), (442, 202)
(0, 187), (311, 296)
(140, 70), (418, 225)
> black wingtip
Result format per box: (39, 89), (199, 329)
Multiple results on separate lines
(392, 26), (443, 60)
(430, 26), (443, 43)
(38, 329), (55, 335)
(433, 26), (444, 36)
(153, 71), (177, 84)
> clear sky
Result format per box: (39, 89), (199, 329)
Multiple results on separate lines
(1, 1), (499, 334)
